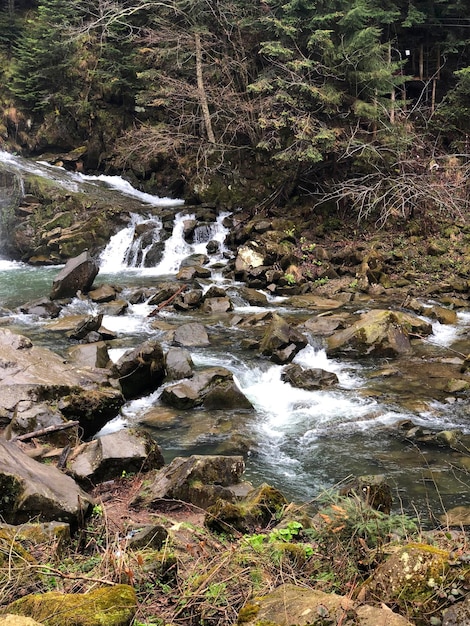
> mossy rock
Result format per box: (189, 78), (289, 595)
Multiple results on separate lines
(364, 542), (450, 603)
(205, 484), (288, 535)
(4, 585), (137, 626)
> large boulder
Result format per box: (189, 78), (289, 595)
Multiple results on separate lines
(4, 585), (137, 626)
(160, 367), (253, 410)
(164, 347), (194, 381)
(132, 454), (249, 510)
(50, 251), (99, 300)
(0, 439), (93, 526)
(68, 429), (164, 487)
(114, 339), (165, 399)
(326, 309), (433, 357)
(259, 313), (308, 364)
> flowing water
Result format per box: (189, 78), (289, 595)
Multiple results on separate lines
(1, 151), (469, 522)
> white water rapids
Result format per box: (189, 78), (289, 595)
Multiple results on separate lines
(1, 150), (469, 518)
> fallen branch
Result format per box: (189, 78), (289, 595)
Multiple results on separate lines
(148, 284), (187, 317)
(11, 421), (80, 442)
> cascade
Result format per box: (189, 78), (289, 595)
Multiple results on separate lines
(1, 149), (469, 514)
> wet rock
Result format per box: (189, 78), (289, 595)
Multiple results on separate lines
(18, 297), (62, 318)
(259, 313), (308, 364)
(0, 438), (93, 526)
(132, 454), (247, 510)
(67, 341), (111, 369)
(422, 303), (458, 325)
(173, 289), (203, 310)
(201, 297), (233, 314)
(302, 313), (348, 336)
(147, 283), (183, 306)
(68, 429), (164, 487)
(239, 287), (269, 307)
(281, 363), (339, 390)
(5, 585), (137, 626)
(173, 322), (210, 347)
(50, 251), (99, 300)
(327, 309), (432, 357)
(176, 265), (211, 280)
(68, 314), (103, 340)
(161, 366), (253, 410)
(88, 283), (117, 303)
(114, 339), (165, 399)
(164, 347), (194, 381)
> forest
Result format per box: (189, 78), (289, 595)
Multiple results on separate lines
(1, 0), (470, 219)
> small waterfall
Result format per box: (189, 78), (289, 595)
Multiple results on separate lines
(99, 213), (164, 272)
(100, 211), (231, 276)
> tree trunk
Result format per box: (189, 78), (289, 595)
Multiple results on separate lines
(195, 32), (216, 144)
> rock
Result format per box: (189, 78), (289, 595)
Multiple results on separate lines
(132, 454), (246, 510)
(0, 438), (93, 526)
(50, 251), (99, 300)
(176, 265), (211, 280)
(326, 309), (433, 357)
(201, 297), (233, 314)
(147, 283), (183, 306)
(239, 287), (269, 307)
(126, 524), (168, 550)
(67, 341), (111, 369)
(173, 322), (210, 347)
(173, 289), (203, 310)
(164, 347), (194, 381)
(0, 615), (44, 626)
(235, 243), (265, 272)
(205, 483), (288, 535)
(423, 304), (458, 325)
(88, 284), (117, 303)
(286, 294), (344, 309)
(339, 475), (393, 514)
(281, 363), (339, 390)
(68, 314), (103, 340)
(160, 367), (253, 410)
(5, 404), (73, 445)
(68, 429), (164, 487)
(238, 583), (414, 626)
(259, 313), (308, 364)
(18, 298), (62, 318)
(442, 596), (470, 626)
(302, 314), (347, 336)
(59, 386), (125, 439)
(363, 542), (450, 603)
(5, 585), (137, 626)
(238, 583), (354, 625)
(440, 506), (470, 526)
(114, 339), (165, 399)
(0, 328), (121, 437)
(0, 521), (70, 556)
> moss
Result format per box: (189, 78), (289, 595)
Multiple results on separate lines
(6, 584), (137, 626)
(237, 604), (260, 623)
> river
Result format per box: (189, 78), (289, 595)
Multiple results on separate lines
(0, 151), (469, 524)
